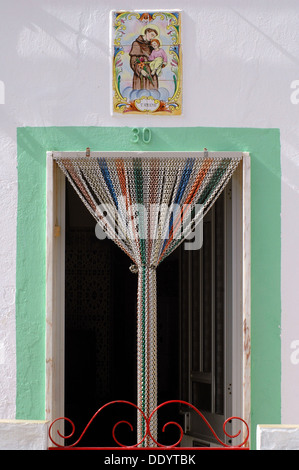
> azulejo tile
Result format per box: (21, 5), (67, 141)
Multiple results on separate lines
(111, 10), (182, 115)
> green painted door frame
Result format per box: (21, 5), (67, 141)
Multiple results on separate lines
(16, 126), (281, 449)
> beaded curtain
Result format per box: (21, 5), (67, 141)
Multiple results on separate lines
(53, 152), (242, 447)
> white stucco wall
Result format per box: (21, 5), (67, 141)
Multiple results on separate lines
(257, 425), (299, 450)
(0, 420), (48, 450)
(0, 0), (299, 433)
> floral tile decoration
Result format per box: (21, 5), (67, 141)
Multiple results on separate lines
(111, 10), (182, 115)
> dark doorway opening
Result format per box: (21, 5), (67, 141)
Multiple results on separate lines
(64, 180), (181, 447)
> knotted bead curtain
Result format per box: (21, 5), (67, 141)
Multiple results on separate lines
(53, 151), (242, 447)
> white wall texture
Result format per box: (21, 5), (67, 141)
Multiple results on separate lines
(0, 0), (299, 432)
(0, 420), (48, 450)
(257, 425), (299, 450)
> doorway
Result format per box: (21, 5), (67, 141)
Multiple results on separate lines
(46, 152), (249, 448)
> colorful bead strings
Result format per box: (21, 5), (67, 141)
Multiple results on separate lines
(54, 152), (242, 447)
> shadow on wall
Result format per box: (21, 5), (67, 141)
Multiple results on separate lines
(1, 0), (299, 141)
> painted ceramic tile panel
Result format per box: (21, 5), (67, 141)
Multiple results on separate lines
(111, 10), (182, 115)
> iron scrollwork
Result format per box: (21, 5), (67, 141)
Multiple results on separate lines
(48, 400), (249, 449)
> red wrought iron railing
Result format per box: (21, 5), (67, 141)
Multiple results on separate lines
(48, 400), (249, 450)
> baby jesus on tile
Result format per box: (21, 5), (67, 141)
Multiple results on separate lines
(148, 39), (168, 76)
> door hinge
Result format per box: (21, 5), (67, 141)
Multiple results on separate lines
(184, 412), (190, 433)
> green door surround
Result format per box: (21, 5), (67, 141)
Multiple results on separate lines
(16, 126), (281, 449)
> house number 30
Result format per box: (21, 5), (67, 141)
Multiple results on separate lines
(131, 127), (152, 144)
